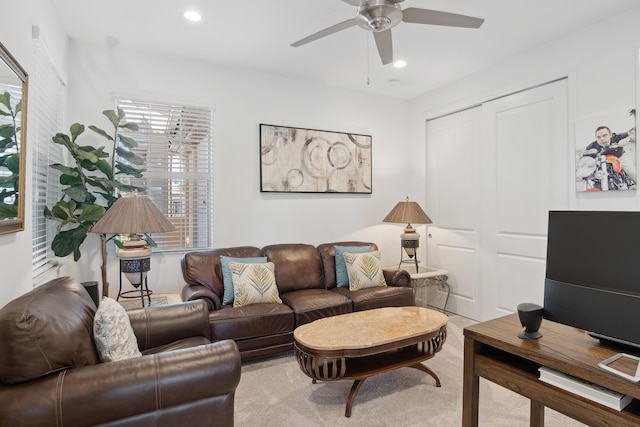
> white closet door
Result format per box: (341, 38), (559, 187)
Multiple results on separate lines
(481, 80), (568, 320)
(426, 106), (483, 320)
(426, 79), (568, 321)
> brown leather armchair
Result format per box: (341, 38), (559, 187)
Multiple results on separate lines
(0, 277), (241, 427)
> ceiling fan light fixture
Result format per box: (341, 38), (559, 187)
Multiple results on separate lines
(355, 1), (403, 32)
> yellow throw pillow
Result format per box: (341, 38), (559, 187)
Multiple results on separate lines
(229, 262), (283, 307)
(343, 250), (387, 291)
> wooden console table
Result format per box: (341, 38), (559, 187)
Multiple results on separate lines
(463, 314), (640, 426)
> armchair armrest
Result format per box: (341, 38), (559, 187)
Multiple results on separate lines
(128, 300), (211, 351)
(0, 340), (241, 427)
(182, 284), (222, 310)
(383, 268), (411, 287)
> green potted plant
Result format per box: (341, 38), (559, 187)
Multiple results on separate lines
(0, 91), (22, 219)
(44, 109), (146, 296)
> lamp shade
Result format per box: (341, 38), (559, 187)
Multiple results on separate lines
(90, 195), (176, 235)
(382, 197), (432, 226)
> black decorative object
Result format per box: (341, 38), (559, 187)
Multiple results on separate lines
(81, 281), (100, 308)
(517, 302), (544, 339)
(118, 257), (152, 307)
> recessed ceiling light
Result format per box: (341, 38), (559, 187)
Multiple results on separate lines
(184, 10), (202, 22)
(393, 60), (407, 68)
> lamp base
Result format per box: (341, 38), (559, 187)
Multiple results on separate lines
(399, 233), (420, 274)
(117, 249), (152, 307)
(398, 249), (420, 274)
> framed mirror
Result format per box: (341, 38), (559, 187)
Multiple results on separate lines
(0, 42), (27, 234)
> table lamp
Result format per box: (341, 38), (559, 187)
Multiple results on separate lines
(91, 193), (176, 303)
(382, 197), (432, 273)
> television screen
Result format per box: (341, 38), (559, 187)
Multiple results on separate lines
(544, 210), (640, 348)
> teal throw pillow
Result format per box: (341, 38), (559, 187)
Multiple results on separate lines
(220, 256), (267, 305)
(334, 245), (371, 288)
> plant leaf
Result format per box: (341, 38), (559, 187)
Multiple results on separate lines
(115, 162), (145, 177)
(77, 204), (105, 222)
(0, 92), (10, 110)
(116, 147), (144, 165)
(0, 202), (17, 219)
(5, 153), (19, 173)
(70, 123), (85, 142)
(0, 125), (15, 139)
(89, 125), (113, 141)
(52, 133), (75, 153)
(119, 122), (139, 131)
(50, 163), (79, 176)
(103, 110), (119, 128)
(64, 185), (90, 203)
(52, 223), (91, 259)
(95, 158), (113, 180)
(118, 134), (138, 148)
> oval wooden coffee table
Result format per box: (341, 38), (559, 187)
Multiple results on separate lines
(293, 306), (448, 417)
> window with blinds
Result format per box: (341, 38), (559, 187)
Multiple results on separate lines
(115, 98), (213, 251)
(32, 39), (65, 279)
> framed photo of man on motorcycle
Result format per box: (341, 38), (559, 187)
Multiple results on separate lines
(575, 109), (636, 192)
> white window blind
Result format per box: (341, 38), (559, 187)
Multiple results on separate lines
(32, 38), (65, 278)
(116, 98), (213, 251)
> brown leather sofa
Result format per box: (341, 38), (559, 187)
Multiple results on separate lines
(0, 277), (241, 427)
(181, 241), (414, 360)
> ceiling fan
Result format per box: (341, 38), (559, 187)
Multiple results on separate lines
(291, 0), (484, 65)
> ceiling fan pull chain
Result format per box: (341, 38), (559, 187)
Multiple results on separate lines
(366, 33), (370, 86)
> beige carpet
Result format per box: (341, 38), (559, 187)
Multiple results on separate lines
(235, 314), (587, 427)
(118, 293), (182, 310)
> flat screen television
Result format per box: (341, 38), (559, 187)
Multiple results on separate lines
(544, 210), (640, 349)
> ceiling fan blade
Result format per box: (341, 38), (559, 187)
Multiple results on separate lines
(291, 19), (357, 47)
(402, 8), (484, 29)
(341, 0), (362, 6)
(373, 30), (393, 65)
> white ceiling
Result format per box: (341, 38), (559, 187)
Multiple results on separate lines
(51, 0), (639, 100)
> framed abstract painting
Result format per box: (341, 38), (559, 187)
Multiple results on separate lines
(259, 124), (372, 193)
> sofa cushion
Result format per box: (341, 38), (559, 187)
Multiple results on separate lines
(0, 277), (100, 385)
(220, 256), (267, 305)
(262, 244), (324, 293)
(229, 262), (283, 307)
(280, 289), (352, 327)
(343, 251), (387, 290)
(93, 297), (143, 362)
(332, 286), (415, 311)
(208, 304), (294, 341)
(334, 245), (371, 287)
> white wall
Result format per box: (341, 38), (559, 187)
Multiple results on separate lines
(410, 4), (640, 212)
(62, 41), (418, 297)
(5, 1), (640, 307)
(0, 0), (67, 304)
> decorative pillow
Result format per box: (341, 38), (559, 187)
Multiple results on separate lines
(343, 250), (387, 291)
(334, 245), (371, 288)
(220, 256), (268, 305)
(93, 297), (142, 362)
(228, 262), (283, 308)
